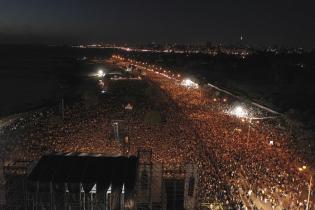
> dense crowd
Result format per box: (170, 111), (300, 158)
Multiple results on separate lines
(143, 64), (311, 209)
(0, 58), (312, 210)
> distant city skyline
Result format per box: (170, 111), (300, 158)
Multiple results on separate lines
(0, 0), (315, 48)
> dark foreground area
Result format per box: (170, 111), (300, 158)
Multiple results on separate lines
(0, 45), (116, 117)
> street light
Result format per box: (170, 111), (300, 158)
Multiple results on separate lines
(181, 78), (199, 89)
(229, 105), (280, 145)
(229, 106), (252, 144)
(231, 106), (248, 118)
(97, 69), (105, 77)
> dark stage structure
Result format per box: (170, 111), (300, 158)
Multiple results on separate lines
(2, 149), (198, 210)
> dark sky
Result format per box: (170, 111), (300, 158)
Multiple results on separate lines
(0, 0), (315, 48)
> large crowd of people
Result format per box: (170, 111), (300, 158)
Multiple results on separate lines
(0, 56), (312, 210)
(139, 60), (311, 209)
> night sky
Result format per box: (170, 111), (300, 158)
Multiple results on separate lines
(0, 0), (315, 48)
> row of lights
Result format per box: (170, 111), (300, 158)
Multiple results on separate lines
(114, 56), (257, 117)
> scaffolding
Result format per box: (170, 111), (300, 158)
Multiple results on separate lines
(135, 148), (198, 210)
(3, 160), (33, 210)
(136, 148), (153, 210)
(111, 119), (125, 143)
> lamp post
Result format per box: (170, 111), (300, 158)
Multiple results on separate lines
(307, 175), (312, 210)
(230, 106), (251, 144)
(247, 118), (252, 145)
(230, 106), (279, 145)
(298, 166), (312, 210)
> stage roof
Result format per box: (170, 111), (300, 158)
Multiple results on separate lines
(28, 153), (138, 191)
